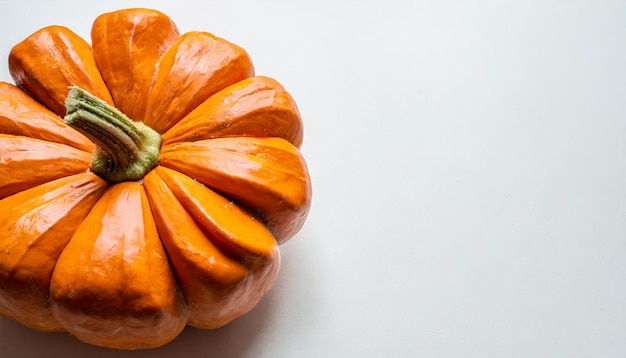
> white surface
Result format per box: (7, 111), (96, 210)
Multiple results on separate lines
(1, 1), (625, 357)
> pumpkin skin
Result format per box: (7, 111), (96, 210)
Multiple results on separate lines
(0, 8), (311, 350)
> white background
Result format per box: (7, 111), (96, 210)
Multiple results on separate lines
(0, 0), (625, 357)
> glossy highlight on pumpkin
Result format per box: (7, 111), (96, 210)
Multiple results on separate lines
(0, 8), (311, 350)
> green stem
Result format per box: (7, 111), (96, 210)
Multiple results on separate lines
(64, 86), (161, 183)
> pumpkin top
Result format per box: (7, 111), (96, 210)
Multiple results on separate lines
(0, 8), (312, 350)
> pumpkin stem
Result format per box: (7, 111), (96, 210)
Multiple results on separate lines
(64, 86), (161, 183)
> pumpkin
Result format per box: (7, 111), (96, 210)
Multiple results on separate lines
(0, 8), (311, 350)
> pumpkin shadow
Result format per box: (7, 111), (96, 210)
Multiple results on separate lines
(0, 288), (279, 358)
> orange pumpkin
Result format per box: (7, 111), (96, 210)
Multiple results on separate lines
(0, 8), (311, 350)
